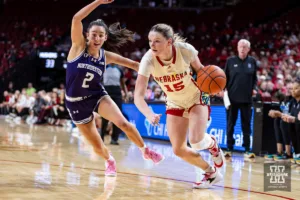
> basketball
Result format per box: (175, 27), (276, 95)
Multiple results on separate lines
(197, 65), (227, 94)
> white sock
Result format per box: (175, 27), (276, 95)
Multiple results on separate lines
(208, 137), (216, 149)
(139, 145), (147, 153)
(107, 155), (114, 161)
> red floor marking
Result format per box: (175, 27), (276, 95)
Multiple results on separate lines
(0, 159), (295, 200)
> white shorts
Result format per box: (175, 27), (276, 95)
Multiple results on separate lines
(165, 91), (211, 119)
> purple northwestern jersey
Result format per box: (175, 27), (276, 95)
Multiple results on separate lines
(66, 48), (106, 98)
(65, 48), (108, 124)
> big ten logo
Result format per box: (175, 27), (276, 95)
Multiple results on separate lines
(267, 165), (288, 184)
(144, 106), (168, 137)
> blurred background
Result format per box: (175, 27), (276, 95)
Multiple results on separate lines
(0, 0), (299, 126)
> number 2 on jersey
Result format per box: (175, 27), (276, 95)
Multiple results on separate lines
(82, 72), (94, 88)
(164, 81), (184, 92)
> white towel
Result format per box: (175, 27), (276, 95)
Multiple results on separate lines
(224, 91), (231, 110)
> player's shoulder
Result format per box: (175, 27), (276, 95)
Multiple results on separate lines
(174, 42), (195, 50)
(141, 49), (155, 65)
(142, 49), (153, 60)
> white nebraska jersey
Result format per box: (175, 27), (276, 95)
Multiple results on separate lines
(139, 42), (201, 108)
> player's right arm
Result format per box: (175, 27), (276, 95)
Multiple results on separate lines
(68, 0), (114, 61)
(134, 54), (161, 125)
(134, 75), (161, 125)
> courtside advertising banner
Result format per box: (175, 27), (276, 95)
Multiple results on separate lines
(122, 103), (253, 151)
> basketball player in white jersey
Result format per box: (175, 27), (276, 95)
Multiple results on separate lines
(134, 24), (225, 188)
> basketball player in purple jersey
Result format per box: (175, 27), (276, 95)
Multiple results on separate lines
(66, 0), (164, 176)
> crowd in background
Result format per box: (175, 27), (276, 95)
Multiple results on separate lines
(113, 19), (300, 103)
(0, 82), (69, 126)
(1, 2), (300, 122)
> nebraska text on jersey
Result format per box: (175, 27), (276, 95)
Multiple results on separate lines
(154, 70), (188, 83)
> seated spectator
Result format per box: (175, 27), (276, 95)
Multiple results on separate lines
(0, 91), (10, 115)
(153, 87), (165, 102)
(267, 84), (293, 160)
(258, 81), (272, 102)
(26, 82), (36, 96)
(26, 92), (48, 124)
(280, 79), (300, 165)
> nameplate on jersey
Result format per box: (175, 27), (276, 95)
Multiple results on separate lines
(154, 71), (188, 83)
(77, 63), (103, 76)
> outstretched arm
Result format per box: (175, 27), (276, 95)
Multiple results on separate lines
(68, 0), (114, 60)
(105, 51), (139, 71)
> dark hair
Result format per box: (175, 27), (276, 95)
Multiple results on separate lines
(150, 23), (186, 43)
(87, 19), (134, 53)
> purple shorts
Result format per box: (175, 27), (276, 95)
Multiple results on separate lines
(65, 92), (108, 124)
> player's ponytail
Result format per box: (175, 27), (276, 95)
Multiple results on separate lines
(173, 33), (186, 43)
(150, 23), (186, 43)
(87, 19), (134, 53)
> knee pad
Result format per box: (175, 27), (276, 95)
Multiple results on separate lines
(190, 134), (213, 151)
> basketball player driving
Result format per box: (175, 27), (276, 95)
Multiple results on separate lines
(134, 24), (225, 188)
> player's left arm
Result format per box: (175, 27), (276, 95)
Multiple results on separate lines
(105, 51), (139, 72)
(190, 56), (205, 74)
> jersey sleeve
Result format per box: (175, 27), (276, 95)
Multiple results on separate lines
(176, 42), (198, 63)
(138, 52), (154, 78)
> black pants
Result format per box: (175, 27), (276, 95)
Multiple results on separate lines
(101, 86), (123, 142)
(274, 118), (290, 145)
(226, 103), (252, 151)
(288, 123), (300, 154)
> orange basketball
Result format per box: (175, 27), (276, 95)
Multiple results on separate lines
(197, 65), (227, 94)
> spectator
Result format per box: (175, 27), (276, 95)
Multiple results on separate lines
(26, 82), (36, 96)
(267, 83), (293, 161)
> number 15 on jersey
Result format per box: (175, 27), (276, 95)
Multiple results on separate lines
(164, 81), (184, 92)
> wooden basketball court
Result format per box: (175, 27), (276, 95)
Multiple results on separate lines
(0, 118), (299, 200)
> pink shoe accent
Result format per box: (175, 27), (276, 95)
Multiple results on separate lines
(105, 158), (117, 176)
(143, 147), (164, 164)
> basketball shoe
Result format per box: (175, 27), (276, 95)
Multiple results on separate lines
(208, 136), (225, 168)
(143, 147), (165, 164)
(105, 157), (117, 176)
(244, 151), (256, 159)
(193, 166), (223, 189)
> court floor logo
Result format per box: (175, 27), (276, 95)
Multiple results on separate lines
(264, 163), (291, 192)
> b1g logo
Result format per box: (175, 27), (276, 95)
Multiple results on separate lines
(268, 165), (287, 184)
(264, 163), (291, 192)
